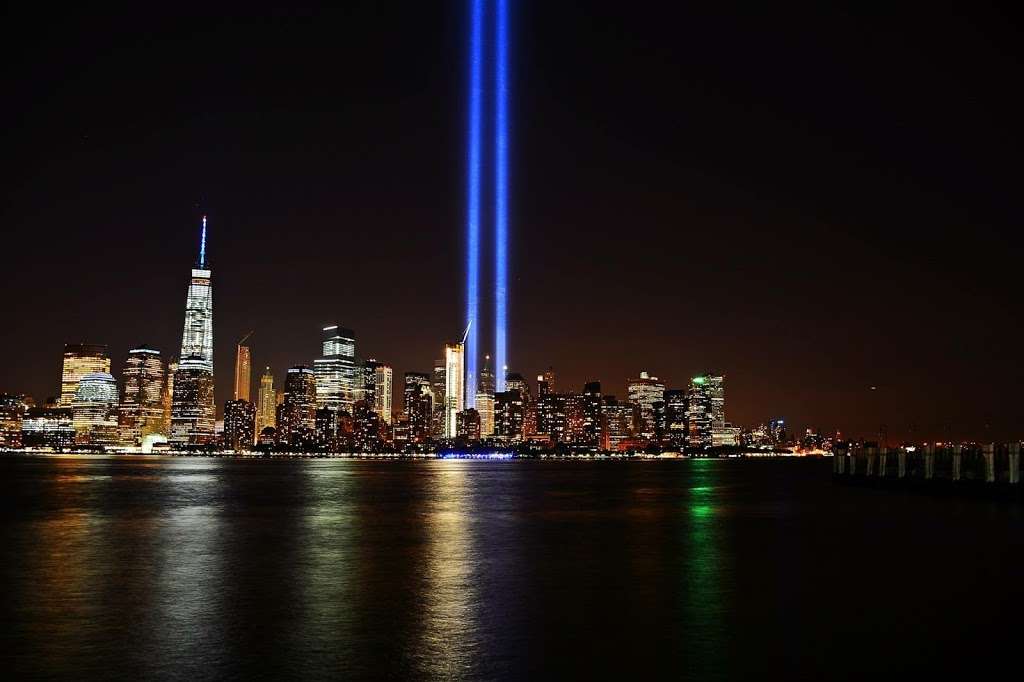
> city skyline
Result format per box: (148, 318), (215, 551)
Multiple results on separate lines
(2, 4), (1021, 442)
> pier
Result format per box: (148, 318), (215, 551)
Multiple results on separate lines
(833, 443), (1022, 499)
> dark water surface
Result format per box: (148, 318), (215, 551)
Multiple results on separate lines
(2, 456), (1022, 680)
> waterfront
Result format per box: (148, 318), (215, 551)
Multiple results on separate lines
(2, 456), (1022, 680)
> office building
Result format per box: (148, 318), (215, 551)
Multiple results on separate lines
(170, 357), (216, 445)
(118, 346), (166, 446)
(476, 356), (495, 437)
(494, 389), (524, 441)
(234, 335), (253, 401)
(72, 372), (119, 446)
(313, 325), (358, 412)
(374, 363), (393, 423)
(224, 399), (255, 451)
(256, 366), (276, 434)
(457, 408), (481, 442)
(444, 341), (465, 438)
(627, 371), (665, 440)
(686, 377), (713, 448)
(60, 343), (110, 406)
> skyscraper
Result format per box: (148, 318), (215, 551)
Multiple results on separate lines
(256, 366), (276, 435)
(444, 341), (465, 438)
(313, 325), (357, 412)
(581, 381), (602, 447)
(60, 343), (110, 406)
(665, 388), (688, 449)
(686, 377), (713, 448)
(178, 216), (214, 374)
(505, 372), (530, 404)
(170, 358), (216, 445)
(374, 363), (393, 424)
(494, 389), (524, 441)
(234, 333), (253, 401)
(118, 346), (166, 446)
(627, 371), (665, 441)
(403, 372), (432, 443)
(278, 366), (317, 445)
(476, 355), (495, 437)
(171, 217), (215, 445)
(72, 372), (119, 446)
(224, 399), (255, 451)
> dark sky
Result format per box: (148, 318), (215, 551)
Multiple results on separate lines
(3, 2), (1022, 441)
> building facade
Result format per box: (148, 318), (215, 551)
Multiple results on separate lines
(72, 372), (119, 446)
(119, 346), (166, 446)
(313, 325), (358, 412)
(444, 341), (465, 438)
(60, 343), (110, 407)
(627, 371), (665, 441)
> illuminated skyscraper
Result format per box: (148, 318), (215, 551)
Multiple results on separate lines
(234, 333), (253, 401)
(374, 363), (393, 424)
(178, 216), (214, 374)
(278, 366), (317, 445)
(505, 372), (530, 404)
(0, 394), (28, 449)
(170, 357), (215, 445)
(171, 217), (215, 444)
(224, 399), (255, 451)
(118, 346), (166, 446)
(430, 358), (447, 438)
(256, 367), (276, 434)
(60, 343), (110, 406)
(665, 389), (688, 449)
(494, 389), (524, 441)
(686, 377), (713, 448)
(476, 355), (495, 437)
(581, 381), (602, 447)
(72, 372), (119, 446)
(403, 372), (432, 442)
(627, 371), (665, 441)
(313, 325), (357, 412)
(444, 341), (465, 438)
(457, 408), (481, 441)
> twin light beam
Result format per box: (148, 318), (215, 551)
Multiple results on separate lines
(465, 0), (509, 407)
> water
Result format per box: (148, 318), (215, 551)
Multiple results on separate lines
(1, 456), (1021, 680)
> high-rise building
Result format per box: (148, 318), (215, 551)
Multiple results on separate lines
(403, 372), (432, 442)
(21, 405), (74, 450)
(314, 407), (340, 451)
(686, 377), (713, 448)
(602, 396), (634, 451)
(505, 372), (530, 404)
(162, 357), (177, 436)
(494, 389), (524, 441)
(234, 334), (253, 401)
(72, 372), (119, 446)
(444, 341), (465, 438)
(627, 371), (665, 441)
(256, 367), (276, 434)
(278, 366), (317, 445)
(118, 346), (166, 446)
(352, 400), (384, 452)
(581, 381), (602, 447)
(374, 363), (393, 424)
(431, 358), (447, 439)
(476, 355), (495, 437)
(223, 399), (255, 451)
(456, 408), (481, 442)
(665, 389), (688, 449)
(178, 216), (214, 374)
(313, 325), (357, 412)
(60, 343), (110, 406)
(0, 394), (28, 449)
(170, 358), (216, 445)
(361, 359), (379, 409)
(171, 217), (215, 444)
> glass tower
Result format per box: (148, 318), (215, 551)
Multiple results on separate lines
(313, 325), (357, 412)
(170, 217), (215, 444)
(60, 343), (110, 407)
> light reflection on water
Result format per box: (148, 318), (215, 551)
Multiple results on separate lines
(3, 456), (1023, 680)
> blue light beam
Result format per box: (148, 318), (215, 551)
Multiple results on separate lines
(465, 0), (483, 408)
(494, 0), (509, 392)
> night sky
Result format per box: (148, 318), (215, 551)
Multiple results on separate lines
(3, 2), (1021, 441)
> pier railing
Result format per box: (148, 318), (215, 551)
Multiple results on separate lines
(833, 443), (1022, 494)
